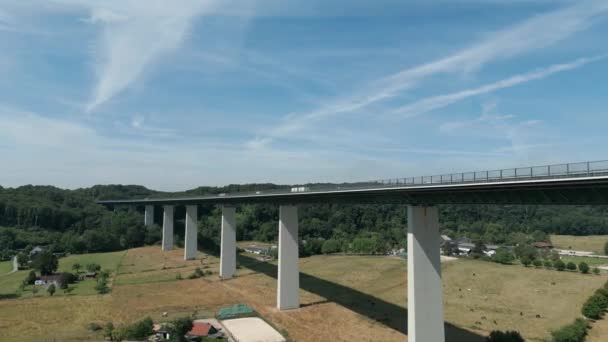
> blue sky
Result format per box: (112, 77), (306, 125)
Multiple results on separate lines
(1, 0), (607, 190)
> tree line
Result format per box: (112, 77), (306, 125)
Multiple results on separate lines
(2, 184), (608, 259)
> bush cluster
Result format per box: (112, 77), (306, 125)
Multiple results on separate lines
(551, 318), (588, 342)
(581, 286), (608, 320)
(486, 330), (524, 342)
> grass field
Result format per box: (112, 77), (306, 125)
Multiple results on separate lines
(0, 246), (606, 342)
(0, 260), (13, 275)
(0, 250), (127, 298)
(551, 234), (608, 254)
(58, 250), (126, 273)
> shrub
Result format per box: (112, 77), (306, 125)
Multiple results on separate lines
(544, 260), (553, 269)
(61, 272), (78, 284)
(321, 239), (342, 254)
(486, 330), (524, 342)
(492, 249), (515, 265)
(47, 284), (56, 296)
(551, 318), (588, 342)
(532, 259), (542, 268)
(578, 262), (589, 274)
(86, 263), (101, 273)
(87, 322), (102, 331)
(95, 278), (109, 294)
(120, 317), (154, 340)
(166, 316), (193, 342)
(554, 260), (566, 271)
(176, 273), (182, 280)
(25, 270), (37, 285)
(566, 262), (577, 271)
(581, 292), (608, 319)
(520, 256), (532, 267)
(593, 267), (600, 275)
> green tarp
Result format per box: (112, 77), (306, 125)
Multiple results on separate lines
(217, 303), (254, 320)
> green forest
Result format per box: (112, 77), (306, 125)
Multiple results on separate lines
(1, 184), (608, 260)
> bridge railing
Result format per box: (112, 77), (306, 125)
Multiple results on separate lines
(366, 160), (608, 189)
(181, 160), (608, 199)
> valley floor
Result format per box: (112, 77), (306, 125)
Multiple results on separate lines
(0, 246), (606, 341)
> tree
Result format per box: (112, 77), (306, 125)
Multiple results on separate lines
(566, 262), (577, 271)
(554, 260), (566, 271)
(86, 263), (101, 273)
(120, 317), (153, 340)
(25, 270), (37, 285)
(578, 262), (590, 274)
(103, 322), (115, 341)
(492, 249), (514, 264)
(551, 318), (588, 342)
(32, 251), (58, 276)
(486, 330), (524, 342)
(470, 240), (486, 259)
(47, 284), (56, 296)
(72, 263), (81, 273)
(514, 244), (537, 261)
(166, 316), (193, 342)
(95, 277), (109, 294)
(321, 239), (341, 254)
(16, 253), (29, 268)
(520, 256), (533, 267)
(581, 294), (607, 319)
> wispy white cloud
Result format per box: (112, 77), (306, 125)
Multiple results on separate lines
(394, 55), (606, 118)
(74, 0), (221, 112)
(256, 0), (608, 143)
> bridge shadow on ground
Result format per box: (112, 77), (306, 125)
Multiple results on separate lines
(237, 254), (485, 342)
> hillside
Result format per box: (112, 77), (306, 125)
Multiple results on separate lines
(2, 184), (608, 262)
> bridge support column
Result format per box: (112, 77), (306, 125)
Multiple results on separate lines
(407, 206), (445, 342)
(220, 206), (236, 279)
(184, 205), (198, 260)
(277, 205), (299, 310)
(162, 205), (174, 251)
(144, 205), (154, 227)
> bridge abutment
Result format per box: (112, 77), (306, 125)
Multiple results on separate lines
(407, 206), (445, 342)
(277, 205), (299, 310)
(162, 205), (174, 251)
(184, 205), (198, 260)
(220, 206), (237, 279)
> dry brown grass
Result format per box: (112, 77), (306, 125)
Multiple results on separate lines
(0, 246), (606, 342)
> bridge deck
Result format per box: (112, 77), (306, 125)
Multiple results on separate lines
(98, 161), (608, 205)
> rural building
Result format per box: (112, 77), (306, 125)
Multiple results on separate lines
(186, 322), (222, 339)
(153, 324), (170, 340)
(84, 271), (97, 278)
(29, 246), (44, 256)
(34, 274), (63, 286)
(244, 245), (269, 255)
(533, 241), (553, 249)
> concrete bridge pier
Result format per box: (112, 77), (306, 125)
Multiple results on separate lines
(407, 206), (445, 342)
(144, 204), (154, 227)
(277, 205), (299, 310)
(184, 205), (198, 260)
(220, 206), (236, 279)
(162, 205), (174, 251)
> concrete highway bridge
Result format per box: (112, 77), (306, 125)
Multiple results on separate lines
(98, 160), (608, 342)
